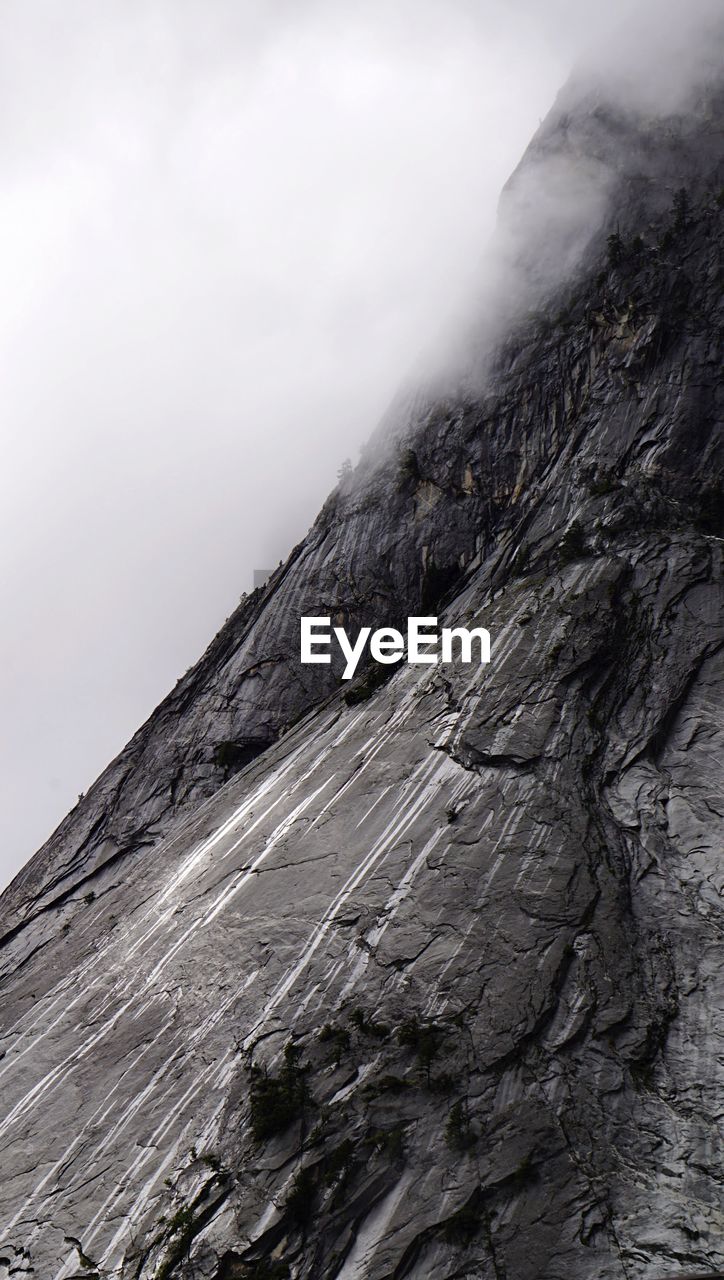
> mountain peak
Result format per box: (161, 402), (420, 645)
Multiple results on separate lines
(0, 56), (722, 1280)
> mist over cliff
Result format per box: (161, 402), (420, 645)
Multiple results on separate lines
(0, 10), (722, 1280)
(2, 0), (722, 889)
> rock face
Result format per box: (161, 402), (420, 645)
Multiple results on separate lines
(0, 71), (722, 1280)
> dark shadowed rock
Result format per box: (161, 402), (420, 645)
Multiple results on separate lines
(0, 68), (722, 1280)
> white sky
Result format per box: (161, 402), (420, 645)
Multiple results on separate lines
(0, 0), (712, 887)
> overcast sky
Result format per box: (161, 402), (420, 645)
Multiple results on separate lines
(0, 0), (715, 888)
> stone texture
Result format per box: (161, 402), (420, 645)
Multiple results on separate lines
(0, 72), (722, 1280)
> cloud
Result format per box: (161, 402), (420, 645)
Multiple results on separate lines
(0, 0), (720, 887)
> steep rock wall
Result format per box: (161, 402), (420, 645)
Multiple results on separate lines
(0, 75), (722, 1280)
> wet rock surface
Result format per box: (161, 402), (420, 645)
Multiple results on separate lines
(0, 77), (722, 1280)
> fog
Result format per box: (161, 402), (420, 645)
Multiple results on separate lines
(0, 0), (719, 888)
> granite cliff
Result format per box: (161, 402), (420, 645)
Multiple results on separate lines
(0, 67), (722, 1280)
